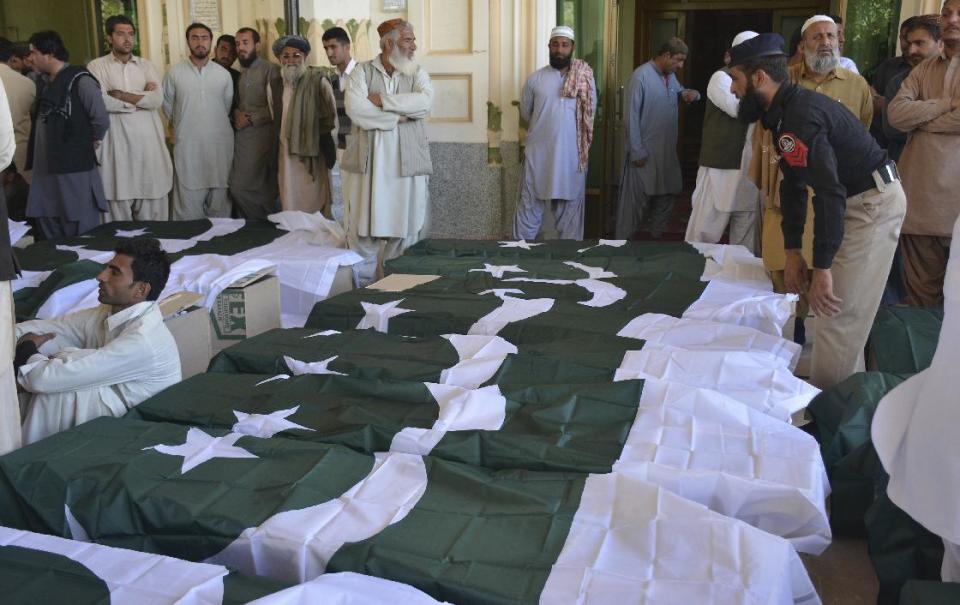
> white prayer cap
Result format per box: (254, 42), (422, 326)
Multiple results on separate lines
(732, 31), (759, 47)
(801, 15), (836, 35)
(550, 26), (575, 42)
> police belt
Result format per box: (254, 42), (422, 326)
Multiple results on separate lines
(848, 160), (900, 197)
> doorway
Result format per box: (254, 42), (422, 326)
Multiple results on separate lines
(680, 10), (772, 163)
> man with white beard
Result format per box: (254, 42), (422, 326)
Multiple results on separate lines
(268, 36), (337, 216)
(343, 19), (432, 285)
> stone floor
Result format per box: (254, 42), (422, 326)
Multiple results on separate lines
(803, 538), (879, 604)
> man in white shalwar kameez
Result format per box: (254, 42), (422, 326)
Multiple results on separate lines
(685, 31), (761, 254)
(344, 19), (432, 285)
(163, 22), (234, 220)
(14, 238), (181, 445)
(269, 36), (338, 217)
(513, 26), (596, 241)
(873, 213), (960, 582)
(88, 16), (172, 222)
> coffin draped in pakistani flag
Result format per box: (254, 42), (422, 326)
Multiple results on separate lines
(0, 239), (827, 604)
(11, 213), (361, 326)
(0, 417), (819, 604)
(0, 525), (447, 604)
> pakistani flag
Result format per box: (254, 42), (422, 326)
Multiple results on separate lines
(306, 273), (707, 339)
(12, 218), (286, 320)
(401, 238), (703, 260)
(0, 417), (818, 603)
(0, 526), (449, 604)
(0, 525), (292, 604)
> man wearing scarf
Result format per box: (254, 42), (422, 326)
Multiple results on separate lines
(269, 36), (337, 216)
(343, 19), (432, 285)
(513, 25), (595, 241)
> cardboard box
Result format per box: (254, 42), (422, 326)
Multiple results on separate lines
(209, 274), (281, 354)
(329, 264), (355, 297)
(164, 305), (212, 379)
(367, 273), (440, 293)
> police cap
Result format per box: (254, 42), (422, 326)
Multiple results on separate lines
(728, 33), (787, 67)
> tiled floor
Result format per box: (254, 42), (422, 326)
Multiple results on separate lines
(802, 538), (879, 604)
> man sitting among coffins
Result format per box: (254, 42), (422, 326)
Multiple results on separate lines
(14, 238), (182, 444)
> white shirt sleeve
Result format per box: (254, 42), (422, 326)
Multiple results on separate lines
(706, 70), (739, 119)
(0, 79), (14, 171)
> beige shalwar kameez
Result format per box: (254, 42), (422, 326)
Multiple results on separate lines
(87, 54), (173, 221)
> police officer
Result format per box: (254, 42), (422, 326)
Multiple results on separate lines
(727, 33), (906, 389)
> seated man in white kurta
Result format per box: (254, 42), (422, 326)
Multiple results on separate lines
(14, 238), (182, 445)
(269, 35), (338, 217)
(343, 18), (432, 285)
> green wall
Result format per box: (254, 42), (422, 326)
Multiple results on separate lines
(0, 0), (100, 65)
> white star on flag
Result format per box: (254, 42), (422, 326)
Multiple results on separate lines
(577, 239), (627, 253)
(469, 264), (527, 279)
(356, 299), (413, 332)
(283, 355), (348, 376)
(563, 261), (617, 280)
(232, 406), (315, 438)
(302, 330), (341, 339)
(497, 240), (543, 250)
(478, 288), (527, 299)
(115, 227), (149, 238)
(144, 428), (259, 473)
(255, 374), (290, 386)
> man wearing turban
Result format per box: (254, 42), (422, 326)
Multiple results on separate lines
(270, 35), (338, 216)
(343, 19), (433, 284)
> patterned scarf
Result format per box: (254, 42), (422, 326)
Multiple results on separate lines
(560, 58), (595, 173)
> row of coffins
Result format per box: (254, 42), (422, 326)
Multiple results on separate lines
(11, 213), (360, 326)
(808, 304), (945, 604)
(0, 238), (828, 604)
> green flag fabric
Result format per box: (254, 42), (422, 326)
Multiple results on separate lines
(0, 525), (292, 604)
(0, 238), (829, 604)
(14, 260), (105, 322)
(11, 216), (361, 327)
(0, 525), (450, 604)
(868, 306), (943, 374)
(0, 417), (817, 604)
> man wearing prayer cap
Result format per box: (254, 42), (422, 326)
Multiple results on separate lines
(685, 31), (761, 253)
(343, 19), (432, 284)
(229, 26), (282, 218)
(616, 37), (700, 240)
(268, 35), (338, 216)
(512, 25), (596, 241)
(729, 33), (905, 389)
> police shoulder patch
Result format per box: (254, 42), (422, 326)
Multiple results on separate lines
(778, 132), (808, 168)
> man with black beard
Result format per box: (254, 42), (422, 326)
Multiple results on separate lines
(512, 25), (596, 241)
(751, 15), (872, 345)
(616, 37), (699, 239)
(162, 23), (234, 219)
(730, 33), (905, 389)
(228, 27), (282, 218)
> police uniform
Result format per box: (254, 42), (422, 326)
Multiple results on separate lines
(733, 34), (906, 389)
